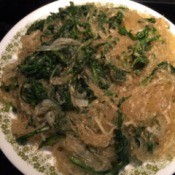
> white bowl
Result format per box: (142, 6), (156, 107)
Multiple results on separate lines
(0, 0), (175, 175)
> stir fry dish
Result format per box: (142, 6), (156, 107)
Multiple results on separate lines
(1, 2), (175, 175)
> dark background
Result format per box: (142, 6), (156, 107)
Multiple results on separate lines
(0, 0), (175, 174)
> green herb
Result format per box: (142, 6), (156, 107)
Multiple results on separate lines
(141, 61), (175, 85)
(118, 26), (128, 36)
(113, 97), (130, 172)
(146, 17), (156, 23)
(72, 77), (96, 102)
(116, 96), (130, 128)
(104, 90), (118, 97)
(16, 125), (50, 144)
(45, 12), (60, 24)
(129, 26), (159, 71)
(28, 116), (36, 127)
(18, 52), (59, 79)
(97, 11), (108, 31)
(147, 140), (155, 153)
(70, 156), (111, 174)
(70, 155), (129, 175)
(54, 84), (74, 111)
(20, 79), (47, 105)
(108, 64), (127, 83)
(119, 25), (156, 41)
(58, 2), (92, 20)
(117, 96), (130, 109)
(108, 11), (124, 29)
(39, 133), (65, 148)
(145, 131), (158, 154)
(26, 19), (45, 35)
(114, 129), (130, 165)
(91, 59), (107, 87)
(12, 106), (17, 113)
(133, 124), (158, 154)
(52, 2), (94, 41)
(134, 126), (145, 147)
(132, 56), (149, 70)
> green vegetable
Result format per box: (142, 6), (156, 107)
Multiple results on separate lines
(141, 61), (175, 85)
(20, 79), (47, 105)
(43, 2), (93, 40)
(26, 19), (45, 35)
(114, 129), (130, 166)
(132, 56), (149, 70)
(127, 26), (159, 71)
(39, 133), (65, 148)
(90, 59), (109, 89)
(16, 125), (50, 144)
(147, 140), (155, 153)
(119, 25), (157, 41)
(134, 126), (145, 147)
(117, 96), (129, 109)
(70, 155), (129, 175)
(146, 17), (156, 23)
(54, 84), (74, 111)
(70, 156), (111, 174)
(58, 2), (92, 20)
(12, 106), (17, 113)
(72, 77), (96, 102)
(18, 52), (59, 79)
(113, 97), (130, 173)
(118, 26), (128, 36)
(133, 124), (158, 154)
(117, 96), (130, 129)
(108, 11), (124, 29)
(97, 11), (108, 31)
(55, 19), (94, 41)
(108, 64), (127, 83)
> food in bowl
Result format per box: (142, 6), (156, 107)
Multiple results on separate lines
(1, 2), (175, 175)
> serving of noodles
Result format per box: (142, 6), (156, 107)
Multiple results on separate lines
(1, 1), (175, 175)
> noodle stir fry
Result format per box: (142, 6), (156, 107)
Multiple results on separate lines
(1, 2), (175, 175)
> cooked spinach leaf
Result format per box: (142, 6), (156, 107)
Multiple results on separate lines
(113, 97), (130, 172)
(20, 79), (47, 105)
(54, 84), (74, 111)
(146, 17), (156, 23)
(70, 156), (111, 174)
(142, 61), (175, 85)
(72, 77), (96, 102)
(16, 124), (50, 144)
(132, 56), (149, 70)
(120, 26), (160, 71)
(58, 2), (92, 20)
(39, 133), (65, 148)
(108, 11), (124, 29)
(26, 19), (45, 35)
(18, 52), (59, 79)
(114, 129), (130, 165)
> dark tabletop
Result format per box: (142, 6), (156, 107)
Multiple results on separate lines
(0, 0), (175, 175)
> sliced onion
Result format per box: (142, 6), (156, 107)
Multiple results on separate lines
(38, 38), (81, 51)
(45, 111), (56, 127)
(34, 99), (57, 116)
(71, 95), (89, 107)
(50, 75), (71, 85)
